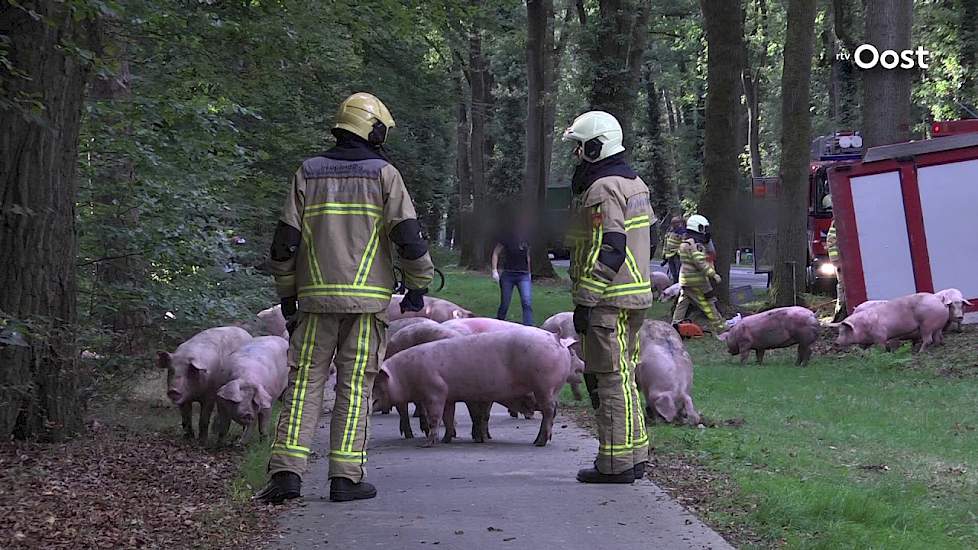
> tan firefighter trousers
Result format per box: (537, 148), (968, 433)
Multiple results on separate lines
(267, 311), (387, 482)
(583, 306), (650, 475)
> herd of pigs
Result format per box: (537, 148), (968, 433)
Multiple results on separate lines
(156, 287), (970, 449)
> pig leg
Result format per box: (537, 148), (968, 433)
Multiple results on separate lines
(422, 398), (445, 448)
(465, 401), (488, 443)
(257, 408), (269, 441)
(755, 348), (766, 365)
(212, 410), (231, 447)
(238, 419), (255, 446)
(533, 397), (557, 447)
(508, 408), (519, 418)
(681, 394), (701, 426)
(198, 399), (215, 445)
(396, 402), (414, 439)
(569, 381), (583, 401)
(796, 344), (812, 366)
(180, 402), (195, 440)
(416, 402), (430, 436)
(441, 402), (457, 444)
(738, 344), (751, 364)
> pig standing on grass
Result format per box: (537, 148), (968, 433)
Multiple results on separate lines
(837, 292), (947, 352)
(157, 326), (252, 442)
(386, 294), (475, 322)
(935, 288), (972, 332)
(375, 328), (576, 447)
(213, 336), (289, 446)
(635, 320), (700, 425)
(719, 306), (819, 366)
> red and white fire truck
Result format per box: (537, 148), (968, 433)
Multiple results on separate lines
(827, 120), (978, 321)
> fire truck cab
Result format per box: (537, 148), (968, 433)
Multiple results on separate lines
(806, 132), (865, 292)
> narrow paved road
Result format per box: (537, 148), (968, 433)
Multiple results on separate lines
(551, 260), (768, 291)
(269, 404), (732, 550)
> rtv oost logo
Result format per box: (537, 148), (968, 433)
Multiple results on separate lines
(836, 44), (931, 70)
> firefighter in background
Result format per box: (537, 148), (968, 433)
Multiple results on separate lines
(255, 93), (434, 504)
(661, 216), (685, 284)
(823, 195), (846, 321)
(671, 214), (726, 334)
(563, 110), (655, 484)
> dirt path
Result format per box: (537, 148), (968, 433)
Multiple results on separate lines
(267, 404), (732, 550)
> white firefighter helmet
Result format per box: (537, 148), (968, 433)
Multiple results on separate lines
(686, 214), (710, 234)
(561, 110), (626, 162)
(333, 92), (396, 144)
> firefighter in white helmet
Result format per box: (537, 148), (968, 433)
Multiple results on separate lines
(671, 214), (726, 334)
(255, 92), (433, 504)
(563, 110), (655, 484)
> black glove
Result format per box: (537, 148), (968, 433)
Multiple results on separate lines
(660, 258), (668, 266)
(281, 297), (298, 336)
(583, 373), (600, 410)
(573, 305), (591, 335)
(400, 287), (428, 313)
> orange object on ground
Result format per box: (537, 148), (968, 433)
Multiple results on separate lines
(677, 322), (704, 339)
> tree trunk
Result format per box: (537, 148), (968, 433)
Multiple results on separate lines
(862, 0), (913, 148)
(455, 70), (475, 267)
(524, 0), (558, 278)
(697, 0), (745, 306)
(663, 89), (677, 132)
(464, 9), (491, 270)
(585, 0), (653, 138)
(772, 0), (818, 306)
(0, 2), (99, 439)
(642, 67), (677, 221)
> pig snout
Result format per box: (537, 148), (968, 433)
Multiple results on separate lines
(166, 388), (185, 404)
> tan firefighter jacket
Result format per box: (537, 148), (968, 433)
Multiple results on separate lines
(569, 175), (656, 310)
(268, 156), (433, 313)
(678, 237), (717, 292)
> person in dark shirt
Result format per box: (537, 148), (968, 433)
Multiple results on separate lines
(491, 220), (533, 326)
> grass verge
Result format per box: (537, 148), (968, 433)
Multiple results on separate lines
(441, 263), (978, 550)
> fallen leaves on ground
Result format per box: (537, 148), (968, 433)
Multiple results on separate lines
(0, 427), (277, 549)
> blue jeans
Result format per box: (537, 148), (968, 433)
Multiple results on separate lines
(497, 271), (533, 325)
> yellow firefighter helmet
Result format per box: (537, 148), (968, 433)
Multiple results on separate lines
(333, 92), (396, 144)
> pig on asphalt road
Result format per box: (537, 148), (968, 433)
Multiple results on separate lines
(375, 328), (577, 447)
(837, 292), (948, 352)
(387, 294), (475, 322)
(719, 306), (819, 366)
(157, 326), (253, 442)
(935, 288), (972, 332)
(213, 336), (289, 446)
(636, 320), (700, 425)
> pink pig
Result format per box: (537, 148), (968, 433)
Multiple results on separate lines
(651, 271), (672, 298)
(837, 292), (948, 352)
(387, 295), (475, 322)
(935, 288), (972, 332)
(719, 306), (819, 366)
(375, 328), (576, 447)
(635, 321), (700, 425)
(213, 336), (289, 446)
(157, 326), (252, 442)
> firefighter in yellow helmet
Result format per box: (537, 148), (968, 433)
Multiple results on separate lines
(563, 110), (655, 484)
(671, 214), (726, 334)
(255, 92), (434, 504)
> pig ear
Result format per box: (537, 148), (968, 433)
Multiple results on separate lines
(963, 298), (973, 306)
(217, 380), (244, 403)
(156, 351), (171, 368)
(253, 386), (274, 410)
(938, 293), (954, 306)
(840, 321), (853, 332)
(559, 337), (577, 349)
(188, 359), (206, 371)
(379, 364), (391, 379)
(717, 331), (729, 342)
(653, 395), (678, 422)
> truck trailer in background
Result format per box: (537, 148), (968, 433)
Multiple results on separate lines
(828, 125), (978, 321)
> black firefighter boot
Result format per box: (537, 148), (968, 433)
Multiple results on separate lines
(330, 477), (377, 502)
(633, 462), (647, 481)
(253, 471), (301, 505)
(577, 466), (635, 484)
